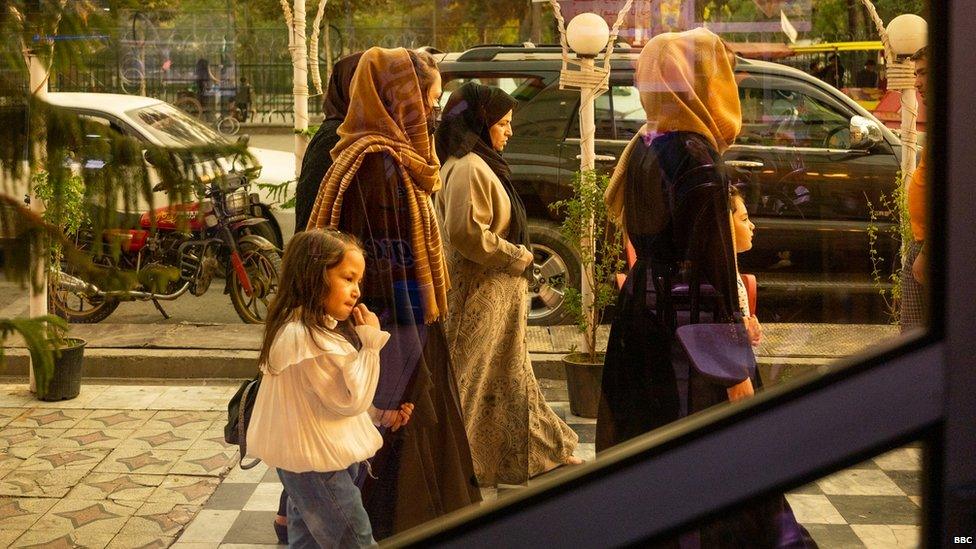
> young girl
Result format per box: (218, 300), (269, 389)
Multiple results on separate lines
(730, 186), (763, 355)
(247, 229), (399, 548)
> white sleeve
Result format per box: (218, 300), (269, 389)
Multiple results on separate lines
(300, 326), (390, 416)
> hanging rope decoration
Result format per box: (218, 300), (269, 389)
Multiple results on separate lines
(309, 0), (329, 96)
(546, 0), (635, 143)
(859, 0), (920, 178)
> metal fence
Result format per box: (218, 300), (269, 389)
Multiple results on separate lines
(45, 8), (524, 123)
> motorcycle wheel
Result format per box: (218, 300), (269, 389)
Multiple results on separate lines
(229, 244), (282, 324)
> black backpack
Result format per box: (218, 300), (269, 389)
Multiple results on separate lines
(225, 375), (262, 469)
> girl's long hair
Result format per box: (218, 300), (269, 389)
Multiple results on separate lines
(257, 229), (364, 367)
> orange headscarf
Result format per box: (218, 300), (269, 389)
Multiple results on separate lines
(307, 47), (448, 323)
(606, 28), (742, 223)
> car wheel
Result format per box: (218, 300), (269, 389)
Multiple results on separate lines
(526, 221), (580, 326)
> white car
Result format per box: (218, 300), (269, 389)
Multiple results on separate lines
(43, 92), (296, 246)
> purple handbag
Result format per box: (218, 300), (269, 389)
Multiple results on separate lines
(676, 320), (756, 386)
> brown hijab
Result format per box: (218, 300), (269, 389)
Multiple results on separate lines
(307, 47), (448, 323)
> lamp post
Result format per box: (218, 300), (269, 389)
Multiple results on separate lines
(885, 14), (927, 185)
(564, 12), (610, 353)
(27, 51), (49, 394)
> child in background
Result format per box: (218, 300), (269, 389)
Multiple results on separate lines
(247, 229), (396, 548)
(730, 187), (761, 345)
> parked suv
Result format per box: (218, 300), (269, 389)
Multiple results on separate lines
(436, 45), (902, 325)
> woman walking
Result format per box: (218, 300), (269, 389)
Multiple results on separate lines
(434, 82), (579, 486)
(596, 28), (815, 548)
(306, 47), (481, 539)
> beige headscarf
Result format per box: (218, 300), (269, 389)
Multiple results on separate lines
(307, 47), (448, 324)
(606, 28), (742, 225)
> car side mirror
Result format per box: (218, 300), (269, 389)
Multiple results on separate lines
(850, 115), (883, 150)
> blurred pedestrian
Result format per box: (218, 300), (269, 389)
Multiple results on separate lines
(306, 46), (481, 539)
(855, 58), (880, 88)
(825, 53), (846, 88)
(434, 82), (580, 487)
(902, 46), (929, 332)
(246, 229), (391, 548)
(235, 76), (253, 122)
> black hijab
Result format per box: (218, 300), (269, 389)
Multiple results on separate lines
(435, 82), (529, 248)
(294, 52), (362, 234)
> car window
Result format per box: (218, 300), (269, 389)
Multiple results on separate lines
(511, 83), (578, 140)
(127, 103), (227, 148)
(439, 74), (548, 109)
(737, 74), (852, 149)
(568, 85), (639, 140)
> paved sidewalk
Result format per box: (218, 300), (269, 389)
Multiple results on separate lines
(0, 379), (921, 548)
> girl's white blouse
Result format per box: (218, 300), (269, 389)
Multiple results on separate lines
(246, 318), (389, 473)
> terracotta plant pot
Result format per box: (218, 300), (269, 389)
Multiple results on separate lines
(562, 352), (605, 419)
(37, 337), (86, 401)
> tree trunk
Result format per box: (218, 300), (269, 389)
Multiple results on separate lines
(290, 0), (310, 177)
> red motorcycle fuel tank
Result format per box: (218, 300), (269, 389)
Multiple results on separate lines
(102, 229), (149, 252)
(140, 203), (205, 231)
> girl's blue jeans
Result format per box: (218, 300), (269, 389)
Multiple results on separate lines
(277, 464), (375, 548)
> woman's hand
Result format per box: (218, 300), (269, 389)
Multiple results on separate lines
(371, 403), (414, 432)
(352, 303), (380, 329)
(727, 378), (755, 402)
(744, 315), (763, 346)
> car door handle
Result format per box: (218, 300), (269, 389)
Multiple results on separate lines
(725, 159), (765, 169)
(577, 154), (617, 162)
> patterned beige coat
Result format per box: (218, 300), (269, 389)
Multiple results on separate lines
(436, 153), (578, 486)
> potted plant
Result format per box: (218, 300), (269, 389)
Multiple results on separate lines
(28, 169), (89, 400)
(550, 169), (625, 418)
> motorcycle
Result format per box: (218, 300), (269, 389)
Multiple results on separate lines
(50, 172), (282, 324)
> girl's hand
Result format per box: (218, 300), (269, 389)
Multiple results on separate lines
(352, 303), (380, 329)
(727, 378), (755, 402)
(744, 315), (762, 346)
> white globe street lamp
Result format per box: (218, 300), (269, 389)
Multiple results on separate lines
(567, 12), (610, 58)
(885, 13), (927, 185)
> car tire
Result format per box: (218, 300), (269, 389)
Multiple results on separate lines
(527, 221), (580, 326)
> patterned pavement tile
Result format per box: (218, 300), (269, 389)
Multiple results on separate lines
(147, 476), (220, 506)
(188, 430), (236, 452)
(873, 448), (922, 472)
(0, 530), (22, 547)
(105, 532), (175, 549)
(0, 428), (67, 449)
(0, 408), (25, 429)
(31, 386), (111, 410)
(66, 473), (163, 502)
(16, 448), (111, 473)
(0, 446), (43, 473)
(169, 451), (237, 477)
(11, 531), (88, 549)
(120, 430), (202, 451)
(117, 501), (200, 538)
(75, 411), (155, 431)
(0, 497), (58, 531)
(143, 412), (219, 432)
(21, 498), (140, 548)
(95, 449), (183, 476)
(803, 524), (866, 548)
(46, 429), (133, 450)
(177, 509), (241, 543)
(0, 468), (90, 498)
(8, 410), (89, 430)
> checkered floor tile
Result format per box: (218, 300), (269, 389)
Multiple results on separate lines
(175, 407), (921, 549)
